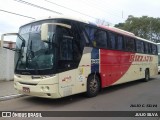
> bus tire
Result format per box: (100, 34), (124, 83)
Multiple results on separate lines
(86, 74), (100, 97)
(144, 69), (150, 82)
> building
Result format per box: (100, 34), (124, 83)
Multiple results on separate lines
(0, 40), (16, 49)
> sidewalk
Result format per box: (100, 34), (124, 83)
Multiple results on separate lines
(0, 80), (18, 97)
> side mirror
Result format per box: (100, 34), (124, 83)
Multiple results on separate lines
(1, 33), (17, 50)
(41, 23), (71, 41)
(41, 23), (49, 41)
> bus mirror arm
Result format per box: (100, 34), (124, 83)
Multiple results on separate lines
(2, 46), (16, 51)
(0, 33), (25, 51)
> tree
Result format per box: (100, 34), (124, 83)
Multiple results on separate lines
(115, 15), (160, 43)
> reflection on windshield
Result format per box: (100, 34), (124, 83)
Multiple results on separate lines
(16, 24), (55, 71)
(27, 49), (54, 70)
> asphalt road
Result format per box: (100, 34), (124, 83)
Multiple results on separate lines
(0, 75), (160, 120)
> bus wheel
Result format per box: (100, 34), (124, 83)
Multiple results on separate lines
(86, 75), (100, 97)
(144, 69), (150, 82)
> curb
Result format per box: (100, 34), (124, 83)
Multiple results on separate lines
(0, 94), (25, 101)
(0, 80), (14, 83)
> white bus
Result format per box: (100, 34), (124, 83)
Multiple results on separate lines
(1, 16), (158, 98)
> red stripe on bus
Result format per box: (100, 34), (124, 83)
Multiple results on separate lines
(100, 49), (135, 88)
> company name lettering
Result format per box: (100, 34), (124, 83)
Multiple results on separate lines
(130, 55), (153, 62)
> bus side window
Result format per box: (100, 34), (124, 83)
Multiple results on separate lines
(109, 32), (116, 49)
(94, 30), (108, 48)
(85, 26), (96, 46)
(144, 42), (149, 54)
(125, 37), (135, 52)
(85, 26), (108, 48)
(136, 40), (144, 53)
(148, 43), (152, 54)
(117, 35), (124, 50)
(152, 44), (157, 55)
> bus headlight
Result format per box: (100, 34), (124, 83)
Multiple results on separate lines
(41, 86), (50, 92)
(41, 75), (55, 79)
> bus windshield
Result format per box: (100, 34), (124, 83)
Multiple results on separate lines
(15, 20), (66, 75)
(16, 33), (54, 70)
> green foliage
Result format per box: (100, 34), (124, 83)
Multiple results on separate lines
(115, 15), (160, 43)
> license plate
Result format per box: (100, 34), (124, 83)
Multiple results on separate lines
(23, 87), (30, 93)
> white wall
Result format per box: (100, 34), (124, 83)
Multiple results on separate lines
(0, 48), (14, 81)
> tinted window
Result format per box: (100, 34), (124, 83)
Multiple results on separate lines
(85, 26), (108, 48)
(136, 40), (144, 53)
(59, 29), (73, 60)
(148, 43), (152, 54)
(85, 26), (96, 43)
(109, 32), (116, 49)
(125, 37), (135, 52)
(144, 42), (149, 54)
(94, 30), (108, 48)
(152, 44), (157, 55)
(117, 35), (123, 50)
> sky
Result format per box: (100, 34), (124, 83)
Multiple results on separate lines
(0, 0), (160, 41)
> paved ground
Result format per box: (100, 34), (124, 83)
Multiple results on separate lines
(0, 75), (160, 120)
(0, 80), (18, 97)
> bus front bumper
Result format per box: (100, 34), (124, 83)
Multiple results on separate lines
(14, 82), (61, 99)
(14, 74), (62, 99)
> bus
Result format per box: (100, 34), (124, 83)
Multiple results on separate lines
(3, 16), (158, 98)
(157, 43), (160, 73)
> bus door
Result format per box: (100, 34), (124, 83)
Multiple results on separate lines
(58, 69), (76, 97)
(57, 31), (77, 97)
(57, 22), (85, 97)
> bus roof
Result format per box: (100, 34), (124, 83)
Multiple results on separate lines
(20, 16), (156, 45)
(99, 25), (156, 45)
(136, 36), (157, 45)
(99, 25), (135, 37)
(20, 15), (89, 27)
